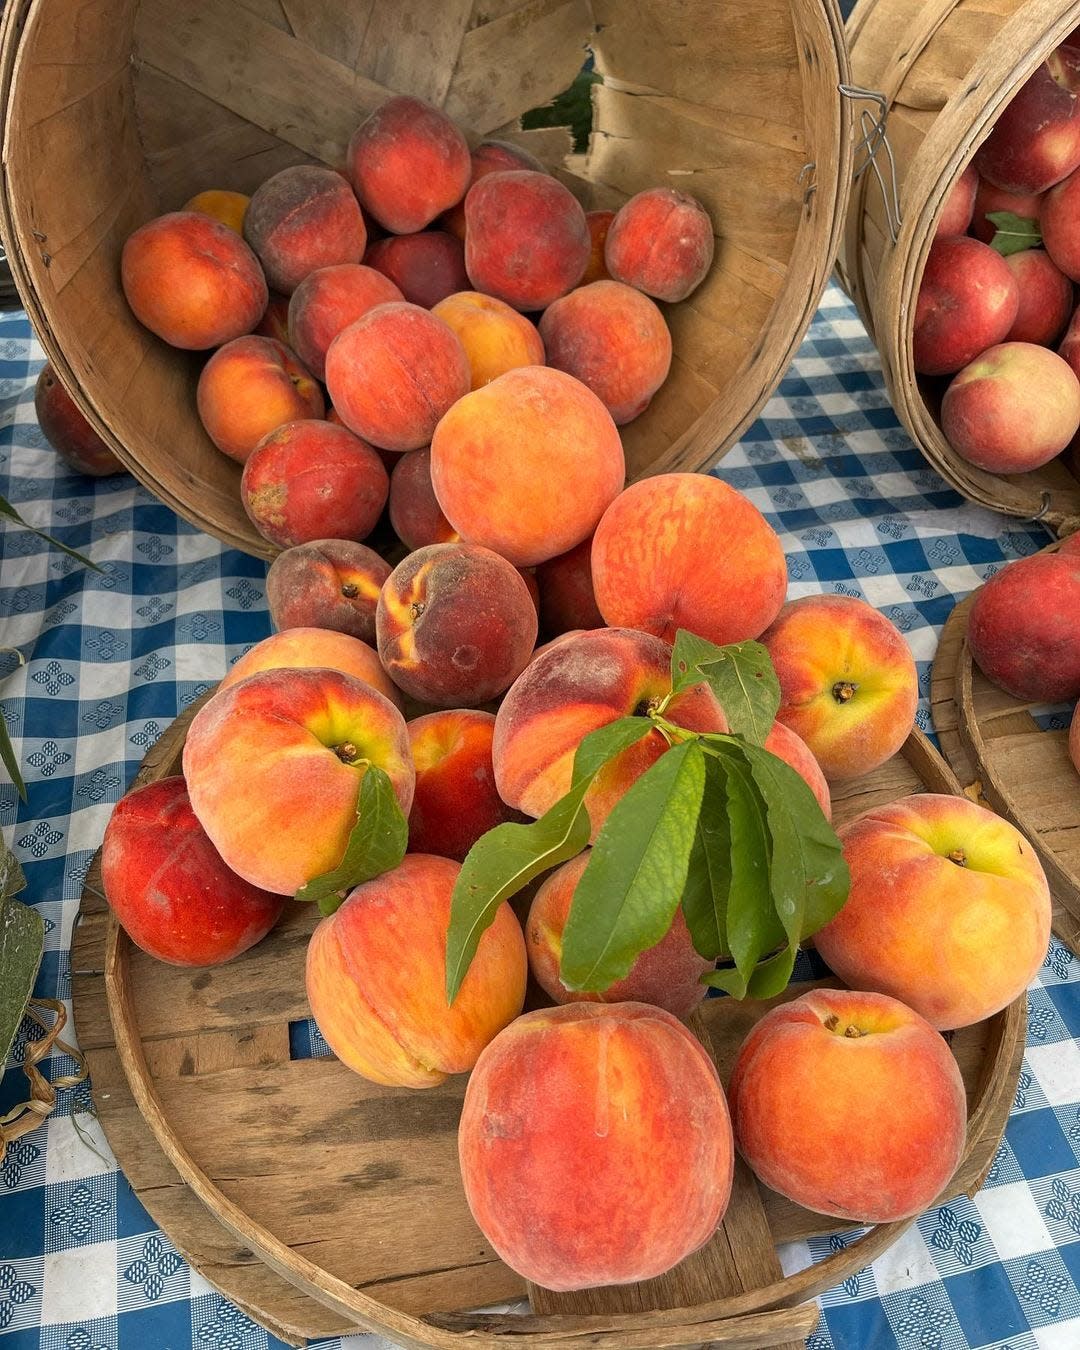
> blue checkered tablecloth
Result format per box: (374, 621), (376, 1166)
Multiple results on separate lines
(2, 283), (1079, 1350)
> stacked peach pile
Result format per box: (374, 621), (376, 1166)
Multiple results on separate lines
(914, 33), (1080, 476)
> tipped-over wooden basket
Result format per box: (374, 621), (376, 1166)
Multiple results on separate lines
(0, 0), (853, 560)
(839, 0), (1080, 538)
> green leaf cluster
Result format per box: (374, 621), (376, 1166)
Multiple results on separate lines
(987, 210), (1042, 256)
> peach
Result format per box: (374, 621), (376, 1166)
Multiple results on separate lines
(761, 595), (918, 782)
(347, 95), (470, 235)
(441, 139), (546, 241)
(535, 535), (604, 637)
(459, 1002), (733, 1291)
(729, 988), (966, 1223)
(243, 165), (366, 294)
(121, 211), (267, 349)
(764, 720), (831, 819)
(407, 710), (525, 861)
(1060, 301), (1080, 379)
(1071, 702), (1080, 775)
(197, 336), (324, 464)
(34, 363), (123, 477)
(604, 187), (714, 302)
(287, 263), (402, 380)
(431, 291), (545, 390)
(935, 163), (977, 238)
(182, 189), (249, 234)
(942, 342), (1080, 474)
(538, 280), (672, 424)
(265, 539), (391, 646)
(1003, 248), (1073, 344)
(241, 419), (388, 549)
(1040, 165), (1080, 281)
(464, 171), (590, 311)
(912, 237), (1019, 376)
(220, 626), (401, 709)
(975, 50), (1080, 194)
(102, 776), (284, 966)
(306, 854), (525, 1088)
(254, 292), (291, 345)
(376, 542), (537, 706)
(970, 180), (1043, 244)
(590, 473), (787, 646)
(325, 301), (470, 453)
(493, 627), (726, 836)
(814, 795), (1051, 1029)
(183, 667), (414, 894)
(581, 210), (614, 284)
(966, 547), (1080, 701)
(526, 852), (713, 1016)
(430, 366), (625, 567)
(387, 449), (457, 550)
(365, 231), (468, 309)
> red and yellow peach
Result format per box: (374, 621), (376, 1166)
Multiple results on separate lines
(243, 165), (366, 294)
(34, 364), (123, 477)
(196, 336), (324, 464)
(287, 263), (403, 380)
(604, 187), (714, 302)
(364, 231), (468, 309)
(430, 291), (545, 390)
(265, 539), (391, 646)
(975, 51), (1080, 195)
(913, 237), (1019, 377)
(219, 626), (402, 709)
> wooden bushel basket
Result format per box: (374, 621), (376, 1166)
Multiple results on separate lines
(840, 0), (1080, 538)
(0, 0), (852, 560)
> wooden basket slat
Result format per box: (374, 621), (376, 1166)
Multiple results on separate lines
(277, 0), (375, 71)
(360, 0), (475, 109)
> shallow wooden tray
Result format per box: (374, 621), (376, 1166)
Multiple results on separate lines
(73, 705), (1025, 1350)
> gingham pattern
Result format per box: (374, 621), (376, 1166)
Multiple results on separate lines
(2, 284), (1078, 1350)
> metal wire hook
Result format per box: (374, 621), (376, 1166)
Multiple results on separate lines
(840, 84), (902, 244)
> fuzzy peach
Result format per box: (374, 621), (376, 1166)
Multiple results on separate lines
(440, 139), (546, 241)
(761, 595), (918, 782)
(196, 336), (324, 464)
(376, 542), (537, 706)
(306, 854), (525, 1088)
(582, 210), (615, 284)
(459, 1002), (733, 1291)
(241, 419), (388, 549)
(464, 171), (590, 311)
(430, 366), (624, 567)
(287, 263), (402, 380)
(325, 301), (470, 453)
(348, 95), (470, 235)
(590, 473), (787, 646)
(539, 281), (672, 424)
(912, 237), (1019, 376)
(604, 187), (714, 302)
(1003, 249), (1073, 344)
(365, 231), (468, 309)
(121, 211), (267, 350)
(220, 626), (401, 708)
(729, 988), (967, 1222)
(266, 539), (391, 645)
(535, 535), (604, 638)
(814, 795), (1051, 1030)
(764, 720), (831, 819)
(183, 189), (249, 234)
(970, 179), (1043, 244)
(34, 364), (123, 477)
(387, 449), (457, 550)
(243, 165), (366, 294)
(183, 667), (413, 894)
(935, 164), (977, 237)
(430, 291), (545, 389)
(1040, 165), (1080, 281)
(407, 710), (524, 861)
(975, 50), (1080, 194)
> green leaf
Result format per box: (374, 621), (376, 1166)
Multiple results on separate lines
(987, 210), (1042, 256)
(295, 763), (409, 915)
(0, 714), (26, 803)
(669, 630), (734, 697)
(680, 753), (732, 960)
(559, 739), (706, 992)
(668, 631), (779, 745)
(702, 943), (796, 1000)
(0, 836), (45, 1083)
(446, 774), (593, 1003)
(719, 749), (783, 982)
(571, 715), (654, 786)
(0, 493), (102, 571)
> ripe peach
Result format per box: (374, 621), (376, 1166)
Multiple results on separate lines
(265, 539), (391, 645)
(970, 179), (1043, 244)
(1060, 302), (1080, 380)
(431, 291), (545, 390)
(539, 280), (672, 424)
(347, 95), (470, 235)
(814, 795), (1051, 1030)
(182, 189), (249, 234)
(942, 342), (1080, 474)
(591, 473), (787, 646)
(306, 854), (525, 1088)
(464, 171), (590, 311)
(365, 231), (468, 309)
(244, 165), (366, 294)
(431, 366), (624, 567)
(287, 263), (402, 380)
(729, 988), (966, 1222)
(387, 449), (457, 550)
(459, 1002), (734, 1291)
(761, 595), (918, 782)
(967, 547), (1080, 701)
(764, 720), (831, 819)
(493, 627), (726, 836)
(376, 542), (537, 706)
(604, 187), (714, 302)
(184, 667), (414, 894)
(526, 852), (713, 1016)
(535, 535), (604, 638)
(407, 710), (524, 861)
(220, 626), (401, 709)
(1003, 249), (1073, 344)
(121, 211), (267, 349)
(581, 210), (615, 284)
(196, 336), (324, 464)
(255, 292), (291, 345)
(440, 139), (546, 241)
(935, 163), (977, 237)
(241, 419), (388, 550)
(325, 301), (470, 453)
(1040, 165), (1080, 281)
(34, 364), (123, 476)
(912, 237), (1019, 376)
(101, 776), (285, 967)
(975, 51), (1080, 194)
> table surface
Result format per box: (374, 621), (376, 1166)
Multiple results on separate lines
(2, 283), (1079, 1350)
